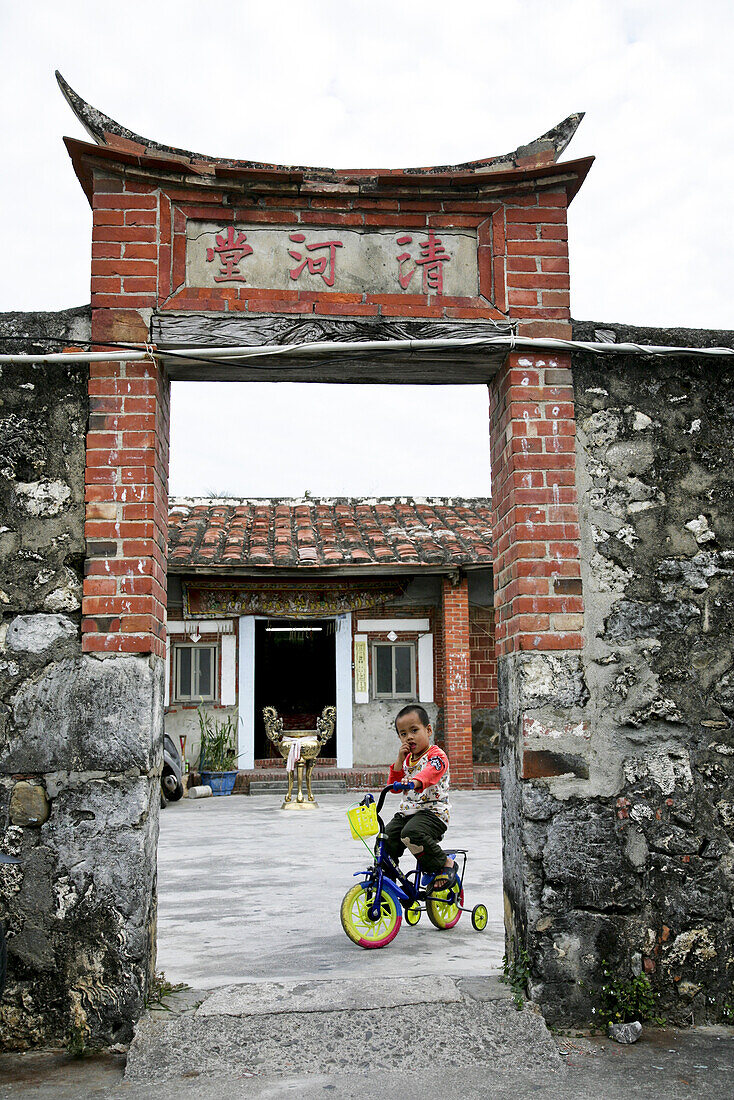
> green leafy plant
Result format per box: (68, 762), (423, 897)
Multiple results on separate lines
(66, 1021), (87, 1058)
(502, 940), (531, 1010)
(721, 998), (734, 1025)
(146, 969), (188, 1011)
(198, 708), (238, 773)
(590, 961), (665, 1028)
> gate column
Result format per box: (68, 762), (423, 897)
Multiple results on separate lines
(83, 354), (169, 657)
(488, 349), (588, 1018)
(489, 352), (583, 659)
(440, 576), (474, 788)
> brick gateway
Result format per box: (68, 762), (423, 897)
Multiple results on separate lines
(0, 75), (732, 1047)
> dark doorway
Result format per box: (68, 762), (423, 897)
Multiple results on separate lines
(254, 618), (337, 759)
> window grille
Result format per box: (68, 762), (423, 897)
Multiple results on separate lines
(372, 642), (416, 699)
(174, 644), (217, 702)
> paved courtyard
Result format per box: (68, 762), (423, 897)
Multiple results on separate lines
(156, 789), (504, 989)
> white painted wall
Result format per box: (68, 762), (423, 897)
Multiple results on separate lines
(335, 613), (353, 768)
(220, 633), (237, 706)
(418, 633), (434, 703)
(238, 615), (256, 769)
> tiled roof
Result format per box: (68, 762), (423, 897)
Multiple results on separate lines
(168, 497), (493, 570)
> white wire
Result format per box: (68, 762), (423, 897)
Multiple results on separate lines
(0, 334), (732, 365)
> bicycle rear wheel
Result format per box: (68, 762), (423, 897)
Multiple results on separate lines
(340, 884), (402, 949)
(426, 885), (464, 930)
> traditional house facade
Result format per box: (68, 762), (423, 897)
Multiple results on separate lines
(166, 497), (497, 785)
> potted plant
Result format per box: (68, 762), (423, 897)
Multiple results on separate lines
(197, 709), (239, 796)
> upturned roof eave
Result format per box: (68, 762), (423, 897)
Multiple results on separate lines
(64, 132), (594, 209)
(58, 71), (591, 202)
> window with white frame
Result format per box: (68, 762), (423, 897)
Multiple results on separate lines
(372, 642), (416, 699)
(173, 644), (217, 702)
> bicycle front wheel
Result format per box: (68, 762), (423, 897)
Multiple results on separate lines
(340, 884), (402, 949)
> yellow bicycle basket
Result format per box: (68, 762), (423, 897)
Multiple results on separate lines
(346, 801), (379, 840)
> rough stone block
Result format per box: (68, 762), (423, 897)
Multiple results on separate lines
(6, 654), (163, 773)
(9, 782), (50, 826)
(542, 806), (642, 912)
(514, 652), (589, 710)
(5, 613), (78, 655)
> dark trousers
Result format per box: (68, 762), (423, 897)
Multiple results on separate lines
(384, 810), (448, 877)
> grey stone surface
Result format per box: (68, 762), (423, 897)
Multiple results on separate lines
(515, 652), (589, 710)
(185, 221), (479, 298)
(156, 791), (504, 989)
(126, 991), (561, 1081)
(5, 613), (77, 654)
(5, 654), (163, 773)
(541, 332), (734, 1030)
(3, 1026), (734, 1099)
(0, 342), (163, 1051)
(198, 976), (464, 1017)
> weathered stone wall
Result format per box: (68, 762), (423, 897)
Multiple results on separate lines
(0, 310), (163, 1050)
(505, 321), (734, 1026)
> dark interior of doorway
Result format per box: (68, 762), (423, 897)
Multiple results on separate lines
(254, 619), (336, 760)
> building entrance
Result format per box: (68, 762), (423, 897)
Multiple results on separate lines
(253, 619), (336, 760)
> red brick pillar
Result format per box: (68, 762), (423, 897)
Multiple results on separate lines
(82, 356), (169, 657)
(489, 352), (583, 656)
(82, 172), (169, 658)
(441, 576), (473, 788)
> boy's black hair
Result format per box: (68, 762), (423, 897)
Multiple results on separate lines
(394, 703), (431, 731)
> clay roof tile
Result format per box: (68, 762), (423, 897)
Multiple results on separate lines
(167, 497), (492, 571)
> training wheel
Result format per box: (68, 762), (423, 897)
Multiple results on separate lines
(471, 903), (488, 931)
(404, 903), (421, 926)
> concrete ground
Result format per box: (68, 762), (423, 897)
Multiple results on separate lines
(1, 789), (733, 1097)
(155, 789), (505, 987)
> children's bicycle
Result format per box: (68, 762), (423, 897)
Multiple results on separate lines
(340, 782), (489, 949)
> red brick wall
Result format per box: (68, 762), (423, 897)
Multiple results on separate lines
(503, 191), (570, 337)
(82, 176), (170, 658)
(441, 577), (473, 788)
(469, 605), (498, 711)
(488, 353), (583, 656)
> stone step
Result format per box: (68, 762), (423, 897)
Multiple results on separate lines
(126, 976), (564, 1084)
(248, 779), (347, 793)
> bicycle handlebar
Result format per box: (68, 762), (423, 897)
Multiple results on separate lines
(374, 781), (415, 818)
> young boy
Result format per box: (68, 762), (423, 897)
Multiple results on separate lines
(384, 704), (457, 889)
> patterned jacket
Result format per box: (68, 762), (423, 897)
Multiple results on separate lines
(388, 745), (451, 825)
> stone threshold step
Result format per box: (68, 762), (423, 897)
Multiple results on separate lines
(126, 976), (562, 1082)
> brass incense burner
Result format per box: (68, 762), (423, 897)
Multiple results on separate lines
(262, 705), (336, 809)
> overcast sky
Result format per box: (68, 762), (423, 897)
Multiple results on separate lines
(2, 1), (732, 498)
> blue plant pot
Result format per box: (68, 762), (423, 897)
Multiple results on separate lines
(201, 770), (238, 796)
